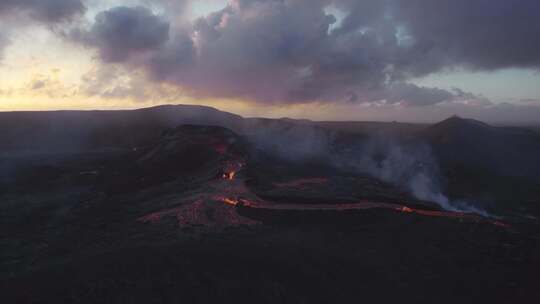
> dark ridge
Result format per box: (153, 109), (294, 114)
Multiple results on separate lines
(426, 115), (492, 136)
(0, 104), (245, 152)
(422, 115), (540, 185)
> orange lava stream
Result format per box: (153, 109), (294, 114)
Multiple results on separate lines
(222, 171), (236, 180)
(214, 197), (509, 228)
(138, 145), (510, 229)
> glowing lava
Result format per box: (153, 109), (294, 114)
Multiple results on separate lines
(222, 171), (236, 180)
(138, 138), (509, 230)
(400, 206), (414, 213)
(138, 199), (259, 227)
(221, 160), (244, 181)
(217, 197), (239, 206)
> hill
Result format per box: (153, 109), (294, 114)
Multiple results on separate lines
(423, 115), (540, 179)
(0, 105), (244, 152)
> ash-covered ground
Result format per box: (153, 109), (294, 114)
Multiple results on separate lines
(1, 106), (540, 303)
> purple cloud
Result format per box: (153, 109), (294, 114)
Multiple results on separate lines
(74, 6), (170, 62)
(72, 0), (540, 105)
(0, 0), (85, 23)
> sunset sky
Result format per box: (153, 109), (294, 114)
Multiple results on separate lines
(1, 0), (540, 123)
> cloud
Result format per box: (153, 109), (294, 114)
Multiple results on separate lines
(148, 0), (367, 103)
(0, 33), (9, 61)
(393, 0), (540, 72)
(73, 6), (170, 62)
(519, 99), (540, 106)
(383, 84), (454, 106)
(343, 83), (488, 107)
(78, 64), (185, 102)
(31, 80), (47, 90)
(0, 0), (85, 23)
(0, 0), (85, 63)
(23, 73), (76, 99)
(70, 0), (540, 105)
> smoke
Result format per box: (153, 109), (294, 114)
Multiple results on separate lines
(338, 135), (493, 216)
(249, 124), (491, 216)
(406, 165), (491, 217)
(247, 121), (332, 162)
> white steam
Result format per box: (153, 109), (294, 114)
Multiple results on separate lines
(340, 136), (492, 216)
(249, 126), (492, 217)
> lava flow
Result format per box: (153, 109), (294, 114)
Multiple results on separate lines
(222, 171), (236, 180)
(218, 197), (240, 206)
(221, 159), (244, 180)
(138, 198), (259, 227)
(138, 149), (258, 228)
(138, 135), (509, 229)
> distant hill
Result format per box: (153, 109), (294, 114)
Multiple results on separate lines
(313, 121), (428, 136)
(422, 116), (540, 180)
(2, 106), (539, 182)
(0, 105), (244, 152)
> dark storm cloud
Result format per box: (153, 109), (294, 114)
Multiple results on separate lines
(74, 6), (170, 62)
(77, 0), (540, 105)
(393, 0), (540, 72)
(0, 0), (85, 23)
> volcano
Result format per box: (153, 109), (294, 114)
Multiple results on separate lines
(1, 107), (539, 303)
(129, 125), (509, 229)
